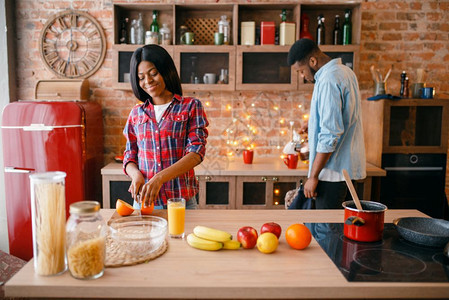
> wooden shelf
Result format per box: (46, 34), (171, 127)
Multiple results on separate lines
(112, 1), (362, 92)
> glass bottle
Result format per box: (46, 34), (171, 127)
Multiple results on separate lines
(300, 13), (314, 41)
(342, 9), (352, 45)
(136, 13), (144, 44)
(30, 171), (67, 276)
(160, 23), (171, 45)
(316, 15), (325, 45)
(129, 19), (137, 44)
(403, 77), (410, 98)
(190, 56), (198, 84)
(151, 10), (159, 33)
(333, 15), (342, 45)
(280, 9), (287, 22)
(119, 18), (129, 44)
(400, 71), (407, 96)
(66, 201), (107, 280)
(218, 15), (230, 45)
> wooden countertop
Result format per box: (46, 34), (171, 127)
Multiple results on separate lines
(102, 157), (386, 177)
(5, 209), (449, 299)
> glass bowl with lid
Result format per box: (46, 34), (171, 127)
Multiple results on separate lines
(109, 216), (167, 256)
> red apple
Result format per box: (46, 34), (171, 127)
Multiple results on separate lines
(260, 222), (282, 239)
(237, 226), (258, 249)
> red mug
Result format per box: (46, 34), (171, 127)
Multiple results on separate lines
(243, 150), (254, 164)
(283, 154), (299, 169)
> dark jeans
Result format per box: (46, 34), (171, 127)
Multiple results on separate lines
(315, 181), (358, 209)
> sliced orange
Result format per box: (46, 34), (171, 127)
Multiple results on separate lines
(116, 199), (134, 216)
(141, 201), (155, 215)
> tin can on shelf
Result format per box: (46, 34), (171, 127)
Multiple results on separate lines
(66, 201), (107, 280)
(261, 21), (275, 45)
(241, 21), (255, 45)
(280, 22), (296, 46)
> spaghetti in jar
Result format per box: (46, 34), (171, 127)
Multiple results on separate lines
(29, 171), (67, 276)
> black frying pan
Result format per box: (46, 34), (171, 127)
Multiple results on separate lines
(393, 217), (449, 248)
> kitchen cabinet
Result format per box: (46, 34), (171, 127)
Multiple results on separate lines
(362, 99), (449, 219)
(363, 99), (449, 166)
(197, 174), (302, 209)
(111, 1), (361, 92)
(235, 175), (301, 209)
(197, 175), (236, 209)
(102, 158), (385, 209)
(173, 45), (235, 91)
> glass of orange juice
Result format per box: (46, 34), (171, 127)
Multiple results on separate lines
(167, 198), (186, 239)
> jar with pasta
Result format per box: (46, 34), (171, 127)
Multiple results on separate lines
(66, 201), (107, 280)
(30, 171), (68, 276)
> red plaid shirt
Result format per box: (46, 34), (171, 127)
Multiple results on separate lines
(123, 94), (209, 206)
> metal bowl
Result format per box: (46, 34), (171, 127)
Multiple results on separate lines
(393, 217), (449, 248)
(109, 216), (167, 255)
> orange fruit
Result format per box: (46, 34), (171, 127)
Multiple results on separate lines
(285, 223), (312, 250)
(116, 199), (134, 216)
(141, 201), (155, 215)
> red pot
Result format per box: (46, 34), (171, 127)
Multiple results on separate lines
(342, 200), (387, 242)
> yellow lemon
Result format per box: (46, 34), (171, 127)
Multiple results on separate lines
(256, 232), (279, 254)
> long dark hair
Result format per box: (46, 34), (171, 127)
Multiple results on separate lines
(130, 45), (182, 102)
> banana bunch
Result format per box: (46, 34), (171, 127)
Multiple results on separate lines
(186, 226), (240, 251)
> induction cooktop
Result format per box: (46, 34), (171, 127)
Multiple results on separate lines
(306, 223), (449, 282)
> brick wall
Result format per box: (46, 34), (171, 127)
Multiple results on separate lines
(12, 0), (449, 192)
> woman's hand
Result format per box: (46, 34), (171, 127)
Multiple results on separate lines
(128, 171), (145, 201)
(139, 173), (164, 207)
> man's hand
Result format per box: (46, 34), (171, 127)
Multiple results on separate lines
(304, 177), (318, 199)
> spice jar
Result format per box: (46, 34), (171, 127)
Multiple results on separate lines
(30, 171), (67, 276)
(66, 201), (107, 280)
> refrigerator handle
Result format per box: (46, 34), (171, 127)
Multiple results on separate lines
(5, 167), (35, 173)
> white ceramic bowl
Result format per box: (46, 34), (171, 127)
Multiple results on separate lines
(109, 216), (167, 256)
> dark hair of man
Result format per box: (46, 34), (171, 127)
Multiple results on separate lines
(287, 38), (321, 66)
(130, 45), (183, 102)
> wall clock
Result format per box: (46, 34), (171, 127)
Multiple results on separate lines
(39, 10), (107, 79)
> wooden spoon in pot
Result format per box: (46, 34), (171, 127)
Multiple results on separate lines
(342, 169), (363, 211)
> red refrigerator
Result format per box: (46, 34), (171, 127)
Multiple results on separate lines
(2, 101), (103, 260)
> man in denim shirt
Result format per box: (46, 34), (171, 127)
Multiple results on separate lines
(287, 39), (366, 209)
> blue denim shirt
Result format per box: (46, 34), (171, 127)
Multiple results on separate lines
(308, 58), (366, 180)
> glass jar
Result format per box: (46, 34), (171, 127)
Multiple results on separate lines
(178, 25), (188, 45)
(66, 201), (107, 280)
(145, 31), (159, 45)
(160, 23), (172, 45)
(30, 171), (67, 276)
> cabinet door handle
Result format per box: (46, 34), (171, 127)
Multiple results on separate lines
(261, 176), (267, 181)
(272, 177), (279, 182)
(205, 176), (212, 181)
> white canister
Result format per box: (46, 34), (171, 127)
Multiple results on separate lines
(241, 21), (255, 45)
(280, 22), (296, 46)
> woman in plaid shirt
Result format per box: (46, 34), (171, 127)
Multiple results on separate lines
(123, 45), (209, 209)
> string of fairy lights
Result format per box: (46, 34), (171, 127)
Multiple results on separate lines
(203, 91), (309, 159)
